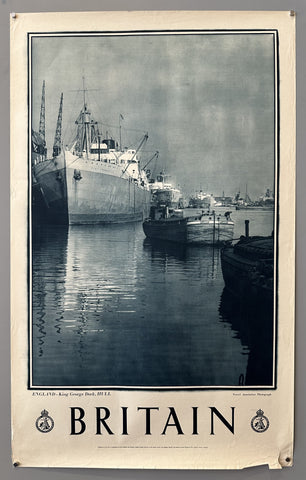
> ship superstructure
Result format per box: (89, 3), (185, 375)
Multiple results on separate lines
(149, 172), (183, 208)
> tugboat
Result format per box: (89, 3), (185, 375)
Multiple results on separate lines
(220, 221), (274, 303)
(143, 206), (234, 245)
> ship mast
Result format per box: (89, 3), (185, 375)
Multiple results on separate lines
(81, 77), (92, 158)
(72, 78), (108, 158)
(119, 114), (124, 150)
(82, 76), (86, 109)
(53, 93), (63, 157)
(245, 183), (252, 204)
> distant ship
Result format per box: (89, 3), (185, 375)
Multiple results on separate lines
(149, 172), (184, 209)
(188, 190), (214, 209)
(234, 185), (275, 211)
(32, 81), (151, 225)
(258, 189), (274, 209)
(234, 184), (255, 210)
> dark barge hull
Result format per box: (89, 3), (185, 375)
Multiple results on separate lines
(143, 218), (187, 243)
(220, 236), (274, 304)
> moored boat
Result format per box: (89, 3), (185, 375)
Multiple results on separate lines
(187, 211), (234, 244)
(143, 207), (234, 245)
(33, 81), (152, 225)
(220, 233), (274, 302)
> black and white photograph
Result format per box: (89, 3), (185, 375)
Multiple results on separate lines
(9, 9), (296, 470)
(30, 30), (277, 389)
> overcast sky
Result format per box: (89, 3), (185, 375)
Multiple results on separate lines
(32, 33), (276, 199)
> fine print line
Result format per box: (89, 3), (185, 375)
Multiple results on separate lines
(98, 446), (209, 449)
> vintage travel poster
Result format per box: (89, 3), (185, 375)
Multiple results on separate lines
(11, 11), (295, 469)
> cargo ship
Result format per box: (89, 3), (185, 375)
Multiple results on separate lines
(32, 82), (151, 225)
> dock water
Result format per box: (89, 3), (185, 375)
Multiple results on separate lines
(32, 209), (274, 387)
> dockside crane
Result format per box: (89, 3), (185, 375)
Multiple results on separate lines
(35, 80), (47, 159)
(39, 80), (46, 141)
(53, 93), (63, 157)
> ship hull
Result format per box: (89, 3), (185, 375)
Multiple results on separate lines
(32, 154), (68, 224)
(220, 237), (274, 304)
(143, 218), (187, 243)
(66, 161), (150, 225)
(187, 218), (234, 244)
(33, 153), (151, 225)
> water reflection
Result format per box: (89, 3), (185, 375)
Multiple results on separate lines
(143, 238), (220, 281)
(32, 215), (273, 388)
(32, 226), (68, 361)
(219, 288), (274, 386)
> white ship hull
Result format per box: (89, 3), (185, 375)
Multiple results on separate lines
(33, 151), (151, 225)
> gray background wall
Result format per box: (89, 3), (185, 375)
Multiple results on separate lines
(1, 0), (304, 478)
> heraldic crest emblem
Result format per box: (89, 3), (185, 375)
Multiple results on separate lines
(35, 409), (54, 433)
(251, 409), (270, 433)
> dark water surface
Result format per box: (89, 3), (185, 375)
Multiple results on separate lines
(32, 209), (274, 387)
